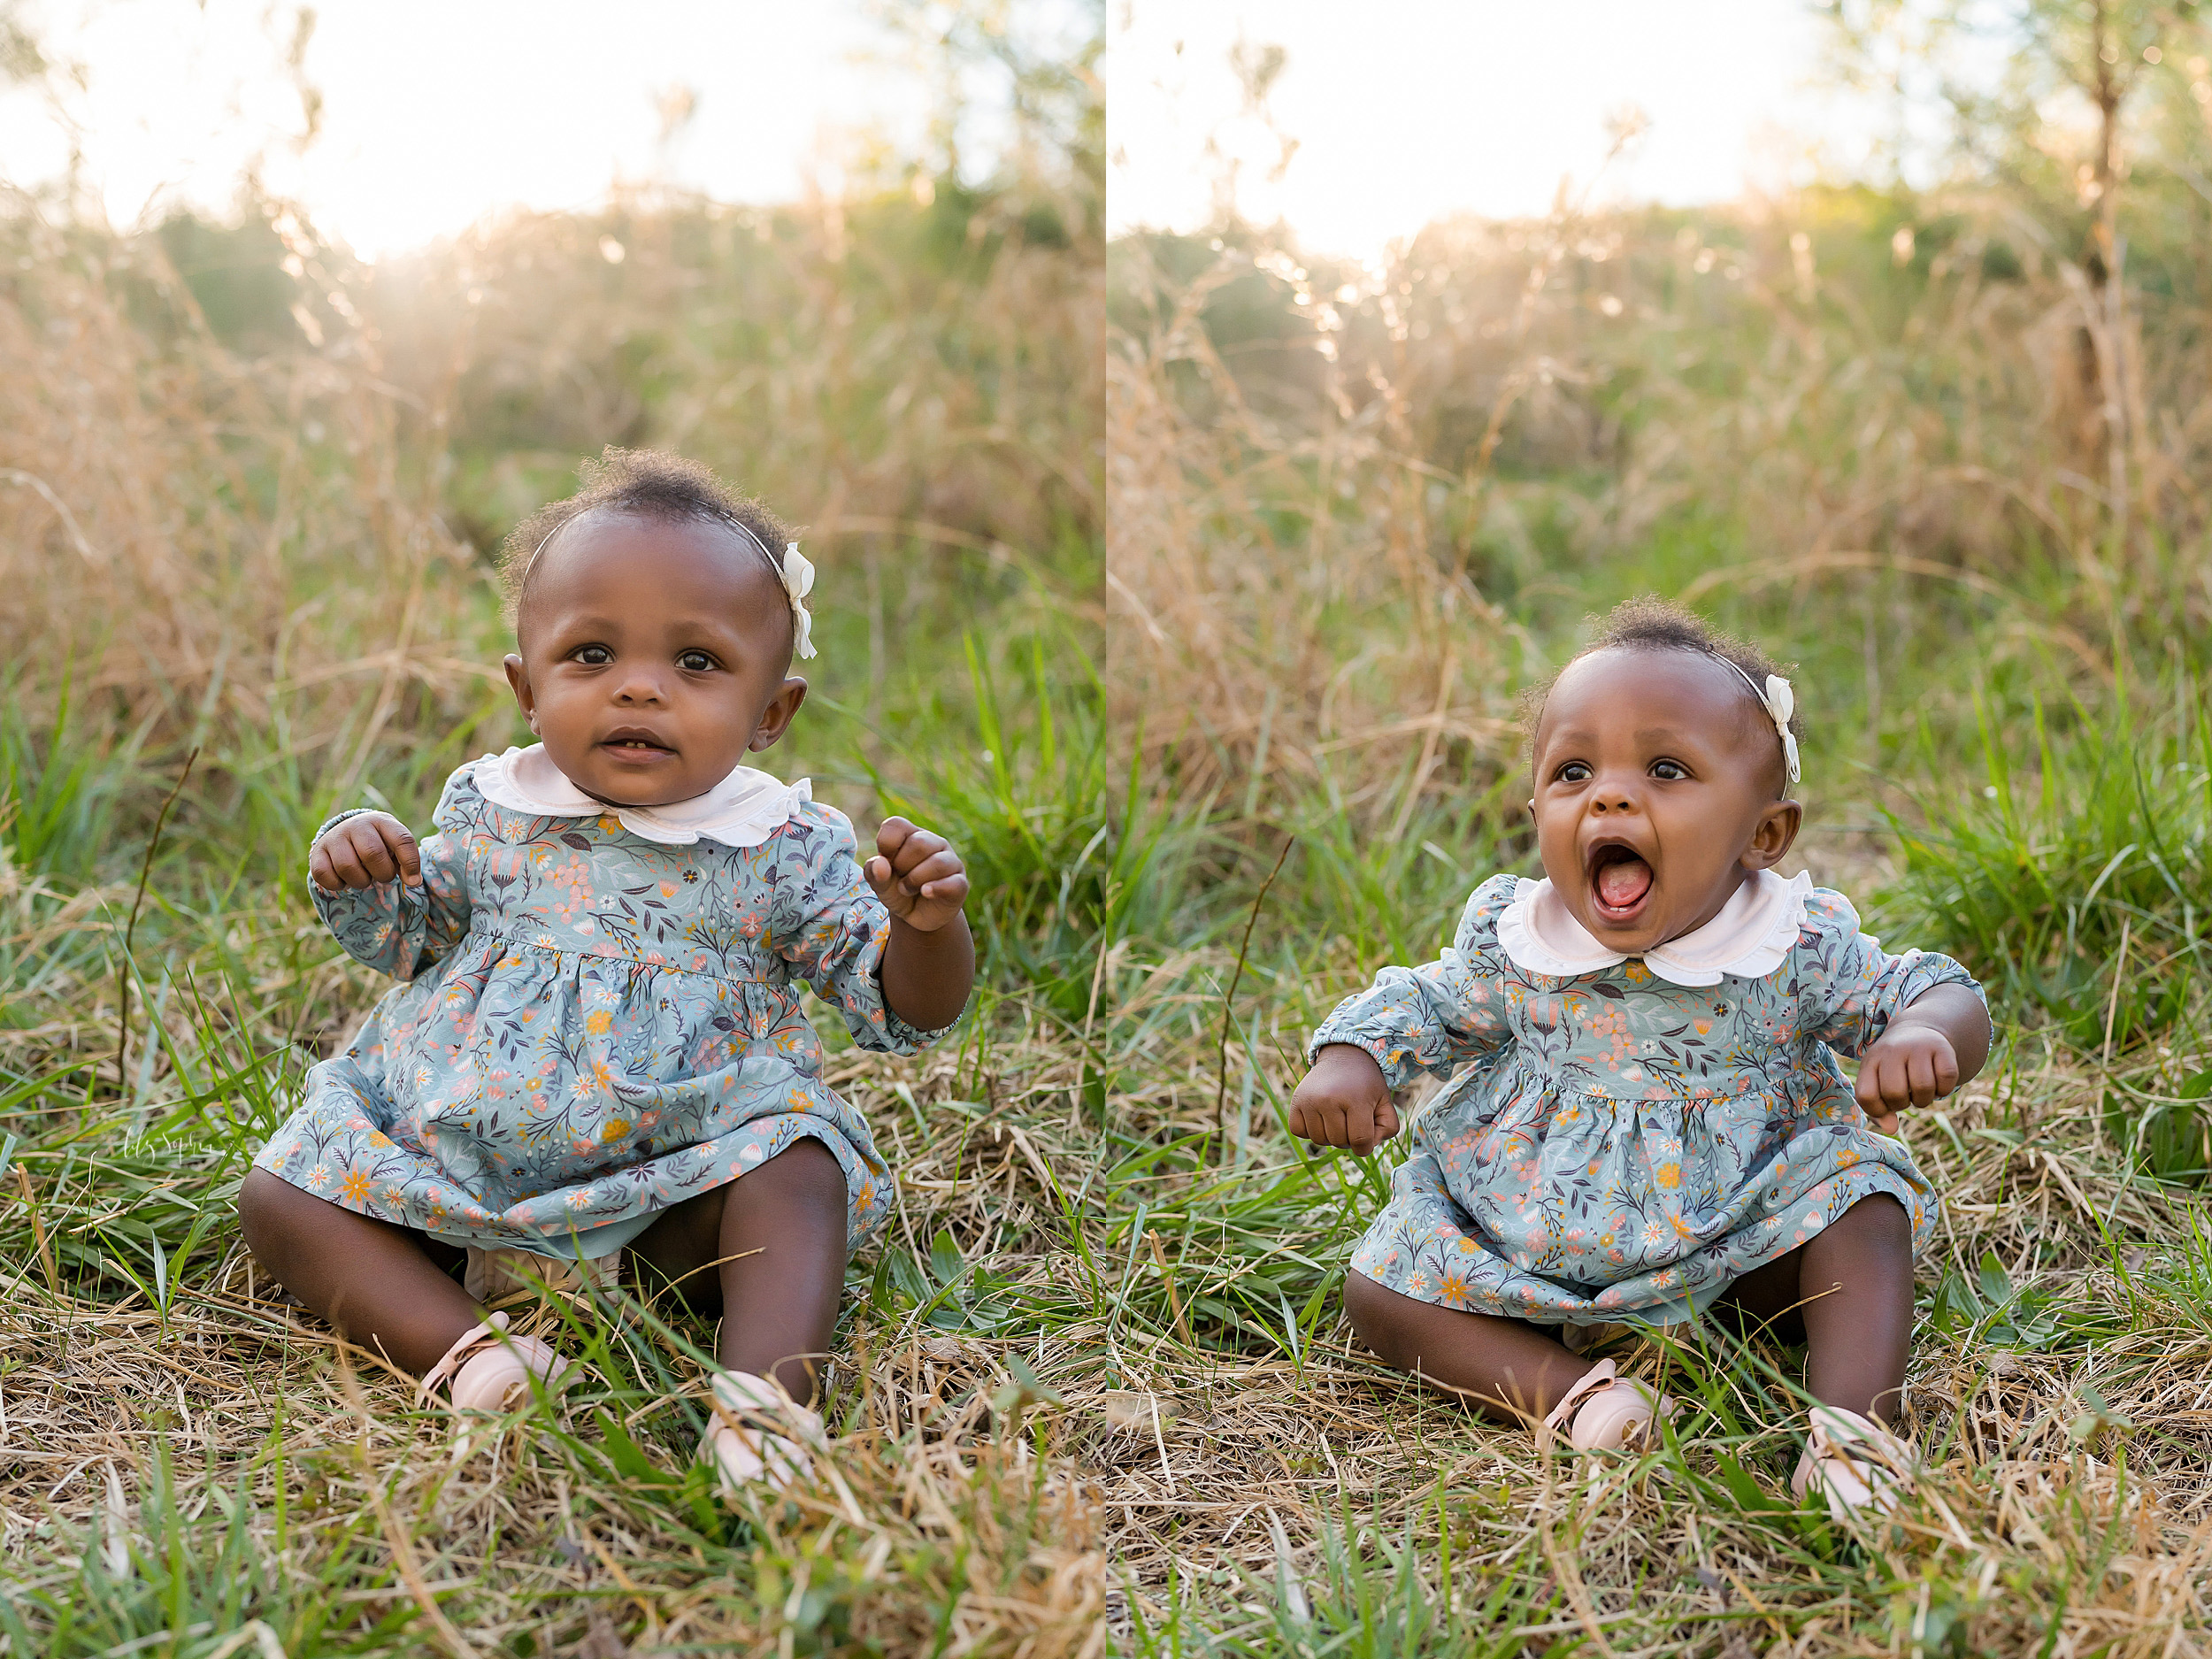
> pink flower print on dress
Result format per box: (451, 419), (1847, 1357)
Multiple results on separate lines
(257, 766), (961, 1263)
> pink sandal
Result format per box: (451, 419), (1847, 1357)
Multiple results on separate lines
(1541, 1358), (1674, 1452)
(1791, 1405), (1913, 1519)
(419, 1312), (573, 1411)
(699, 1370), (820, 1495)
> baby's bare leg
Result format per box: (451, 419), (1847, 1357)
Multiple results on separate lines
(1712, 1193), (1914, 1422)
(1342, 1270), (1593, 1423)
(237, 1166), (482, 1375)
(627, 1138), (848, 1406)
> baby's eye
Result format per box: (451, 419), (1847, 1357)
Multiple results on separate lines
(1650, 759), (1689, 780)
(1556, 761), (1592, 784)
(573, 644), (612, 666)
(677, 650), (718, 673)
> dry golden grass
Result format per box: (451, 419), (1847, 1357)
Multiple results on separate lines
(1107, 185), (2212, 852)
(1094, 155), (2212, 1651)
(11, 40), (2212, 1653)
(0, 154), (1111, 1653)
(0, 174), (1102, 795)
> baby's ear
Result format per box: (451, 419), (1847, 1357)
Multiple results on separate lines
(503, 655), (538, 731)
(1741, 798), (1802, 868)
(747, 677), (809, 751)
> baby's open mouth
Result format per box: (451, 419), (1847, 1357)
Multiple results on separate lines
(602, 730), (674, 759)
(1588, 841), (1655, 920)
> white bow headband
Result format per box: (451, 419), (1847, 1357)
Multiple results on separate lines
(1718, 657), (1800, 786)
(722, 516), (818, 661)
(526, 510), (818, 661)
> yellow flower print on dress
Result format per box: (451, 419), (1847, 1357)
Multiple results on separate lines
(251, 757), (965, 1262)
(1312, 873), (1978, 1327)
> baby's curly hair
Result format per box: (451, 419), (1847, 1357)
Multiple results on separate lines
(1522, 596), (1801, 790)
(499, 448), (798, 638)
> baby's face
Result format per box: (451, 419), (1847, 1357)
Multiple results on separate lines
(1528, 649), (1801, 954)
(503, 511), (805, 807)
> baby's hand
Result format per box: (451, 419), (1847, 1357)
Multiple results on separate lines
(866, 817), (969, 933)
(1855, 1023), (1961, 1135)
(1287, 1044), (1402, 1156)
(310, 812), (421, 893)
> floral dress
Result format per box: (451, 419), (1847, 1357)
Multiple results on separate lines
(253, 750), (959, 1260)
(1310, 873), (1983, 1327)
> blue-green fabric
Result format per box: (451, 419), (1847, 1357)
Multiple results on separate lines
(1311, 875), (1980, 1326)
(254, 758), (957, 1256)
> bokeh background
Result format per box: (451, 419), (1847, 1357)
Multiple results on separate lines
(1102, 3), (2212, 1648)
(1109, 0), (2208, 1027)
(2, 3), (1110, 1651)
(2, 0), (1100, 850)
(6, 0), (2212, 1652)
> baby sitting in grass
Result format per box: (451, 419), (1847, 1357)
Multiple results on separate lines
(1289, 599), (1992, 1517)
(239, 448), (974, 1493)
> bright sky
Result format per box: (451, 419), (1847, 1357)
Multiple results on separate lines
(0, 0), (935, 257)
(1108, 0), (1881, 258)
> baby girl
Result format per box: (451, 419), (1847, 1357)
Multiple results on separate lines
(239, 449), (973, 1491)
(1290, 600), (1991, 1517)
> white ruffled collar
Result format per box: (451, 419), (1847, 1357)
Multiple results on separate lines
(1496, 867), (1813, 987)
(472, 745), (810, 849)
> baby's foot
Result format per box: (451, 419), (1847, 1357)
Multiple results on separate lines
(419, 1311), (574, 1412)
(699, 1370), (820, 1496)
(464, 1245), (618, 1302)
(1791, 1405), (1914, 1518)
(1541, 1358), (1674, 1452)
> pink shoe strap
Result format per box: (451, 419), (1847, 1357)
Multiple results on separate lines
(703, 1371), (820, 1494)
(1541, 1359), (1618, 1433)
(1804, 1406), (1914, 1485)
(710, 1370), (823, 1440)
(420, 1312), (510, 1403)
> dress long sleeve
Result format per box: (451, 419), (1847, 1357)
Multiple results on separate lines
(308, 797), (472, 984)
(1307, 875), (1521, 1087)
(1794, 890), (1987, 1058)
(259, 755), (957, 1263)
(768, 801), (964, 1054)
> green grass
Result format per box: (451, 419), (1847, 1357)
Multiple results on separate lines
(10, 124), (2212, 1659)
(1884, 662), (2211, 1056)
(0, 581), (1118, 1653)
(6, 558), (2212, 1654)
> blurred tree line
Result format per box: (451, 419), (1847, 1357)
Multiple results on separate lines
(0, 0), (1100, 849)
(1110, 0), (2212, 657)
(17, 0), (1101, 594)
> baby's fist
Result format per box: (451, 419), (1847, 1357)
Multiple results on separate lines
(310, 812), (421, 893)
(866, 817), (969, 933)
(1288, 1045), (1401, 1156)
(1855, 1023), (1960, 1134)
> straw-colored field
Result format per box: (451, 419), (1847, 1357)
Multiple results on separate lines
(1087, 154), (2212, 1647)
(0, 96), (1118, 1652)
(9, 8), (2212, 1655)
